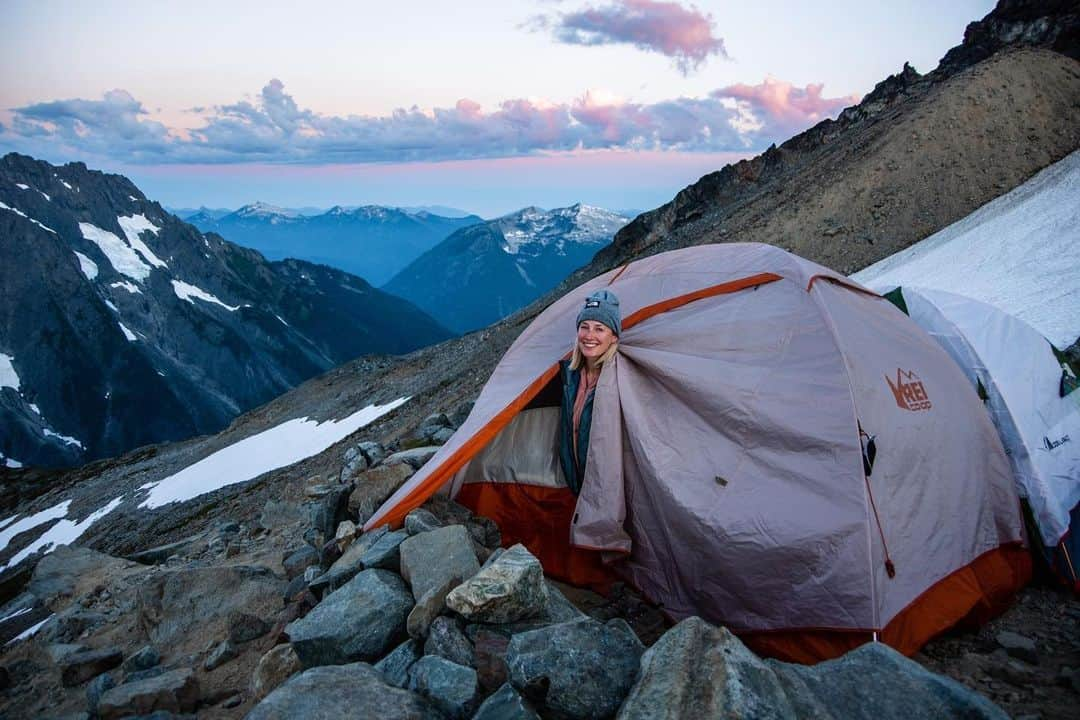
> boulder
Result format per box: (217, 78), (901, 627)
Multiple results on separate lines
(407, 575), (461, 639)
(126, 534), (205, 565)
(399, 525), (479, 601)
(432, 427), (455, 444)
(340, 445), (370, 482)
(385, 446), (440, 470)
(306, 485), (351, 541)
(136, 565), (284, 654)
(284, 569), (413, 668)
(335, 520), (358, 550)
(258, 499), (305, 532)
(97, 668), (200, 719)
(59, 646), (123, 687)
(422, 496), (501, 549)
(359, 529), (409, 571)
(375, 638), (423, 688)
(768, 640), (1010, 720)
(473, 682), (541, 720)
(425, 616), (475, 668)
(250, 644), (303, 701)
(473, 629), (511, 692)
(28, 545), (134, 602)
(86, 672), (116, 715)
(616, 616), (1010, 720)
(204, 639), (238, 671)
(408, 655), (480, 720)
(246, 662), (443, 720)
(405, 508), (443, 535)
(507, 618), (644, 720)
(348, 463), (415, 524)
(616, 617), (793, 720)
(39, 607), (107, 644)
(445, 544), (548, 624)
(468, 580), (586, 639)
(121, 645), (160, 674)
(228, 611), (272, 644)
(281, 546), (319, 581)
(357, 441), (387, 467)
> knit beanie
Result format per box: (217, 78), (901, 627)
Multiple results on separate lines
(576, 289), (621, 336)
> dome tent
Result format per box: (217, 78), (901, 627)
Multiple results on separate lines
(880, 285), (1080, 591)
(367, 243), (1029, 662)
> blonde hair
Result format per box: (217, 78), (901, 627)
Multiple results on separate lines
(570, 340), (619, 371)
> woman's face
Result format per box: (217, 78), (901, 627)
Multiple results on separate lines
(577, 320), (616, 364)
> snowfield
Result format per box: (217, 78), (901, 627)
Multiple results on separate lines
(0, 353), (20, 390)
(80, 222), (153, 281)
(0, 498), (123, 571)
(117, 214), (167, 269)
(171, 280), (241, 311)
(852, 150), (1080, 348)
(138, 398), (410, 509)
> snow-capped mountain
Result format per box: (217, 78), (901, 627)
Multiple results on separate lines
(383, 204), (630, 333)
(0, 153), (452, 468)
(188, 203), (482, 285)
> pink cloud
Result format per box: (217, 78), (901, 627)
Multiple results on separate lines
(534, 0), (726, 75)
(713, 78), (860, 137)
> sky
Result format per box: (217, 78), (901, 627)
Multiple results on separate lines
(0, 0), (996, 216)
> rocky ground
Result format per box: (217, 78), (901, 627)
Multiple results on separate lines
(0, 429), (1076, 719)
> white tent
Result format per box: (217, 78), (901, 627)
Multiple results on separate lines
(880, 286), (1079, 586)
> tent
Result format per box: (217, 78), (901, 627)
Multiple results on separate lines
(367, 243), (1029, 662)
(880, 285), (1080, 591)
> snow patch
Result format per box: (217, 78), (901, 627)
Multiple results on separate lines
(103, 299), (119, 313)
(515, 262), (535, 287)
(118, 322), (137, 342)
(172, 280), (240, 311)
(128, 195), (138, 202)
(15, 183), (29, 191)
(4, 458), (22, 469)
(0, 607), (32, 624)
(118, 214), (167, 269)
(74, 251), (99, 280)
(0, 354), (20, 390)
(43, 428), (84, 450)
(28, 403), (40, 415)
(275, 315), (290, 327)
(0, 500), (71, 556)
(80, 222), (152, 281)
(139, 398), (410, 509)
(5, 615), (52, 645)
(0, 200), (57, 234)
(110, 281), (141, 295)
(1, 497), (123, 571)
(853, 150), (1080, 348)
(59, 179), (74, 190)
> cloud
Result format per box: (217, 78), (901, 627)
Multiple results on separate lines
(713, 78), (861, 140)
(531, 0), (726, 74)
(0, 79), (859, 166)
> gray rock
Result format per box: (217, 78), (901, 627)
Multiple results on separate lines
(334, 520), (358, 550)
(302, 565), (322, 583)
(40, 607), (108, 644)
(86, 672), (116, 715)
(285, 569), (413, 668)
(358, 441), (387, 467)
(450, 401), (473, 428)
(246, 662), (442, 719)
(507, 618), (643, 720)
(473, 683), (541, 720)
(97, 668), (200, 720)
(768, 640), (1010, 720)
(340, 445), (369, 482)
(306, 485), (351, 541)
(122, 645), (160, 674)
(359, 529), (409, 571)
(405, 508), (443, 535)
(431, 427), (455, 444)
(347, 463), (415, 524)
(469, 580), (586, 639)
(28, 545), (132, 601)
(375, 638), (423, 688)
(445, 544), (548, 624)
(473, 629), (511, 693)
(228, 611), (272, 644)
(136, 565), (284, 652)
(408, 655), (480, 720)
(399, 525), (479, 601)
(46, 642), (88, 664)
(386, 446), (440, 470)
(204, 639), (238, 671)
(127, 535), (205, 565)
(282, 546), (319, 581)
(407, 575), (461, 639)
(425, 616), (475, 668)
(995, 630), (1039, 664)
(282, 575), (307, 602)
(258, 500), (304, 532)
(617, 617), (793, 720)
(306, 526), (395, 597)
(250, 643), (303, 702)
(60, 647), (124, 687)
(123, 666), (167, 684)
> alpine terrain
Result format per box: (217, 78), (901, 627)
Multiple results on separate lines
(383, 204), (630, 333)
(0, 154), (452, 468)
(187, 203), (482, 286)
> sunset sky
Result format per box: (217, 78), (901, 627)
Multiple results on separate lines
(0, 0), (995, 216)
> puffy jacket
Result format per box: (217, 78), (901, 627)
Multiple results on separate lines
(558, 359), (593, 495)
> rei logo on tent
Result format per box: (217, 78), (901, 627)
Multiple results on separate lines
(886, 368), (932, 411)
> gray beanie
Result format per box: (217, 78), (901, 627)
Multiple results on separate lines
(576, 289), (621, 336)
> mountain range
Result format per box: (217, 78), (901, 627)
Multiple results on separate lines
(0, 154), (451, 468)
(383, 204), (630, 333)
(186, 203), (483, 286)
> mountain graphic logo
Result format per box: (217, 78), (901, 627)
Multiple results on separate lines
(885, 368), (933, 411)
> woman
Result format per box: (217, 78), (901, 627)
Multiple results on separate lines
(559, 289), (620, 495)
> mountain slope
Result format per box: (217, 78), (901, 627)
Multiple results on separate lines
(383, 204), (629, 333)
(0, 154), (452, 468)
(189, 203), (482, 285)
